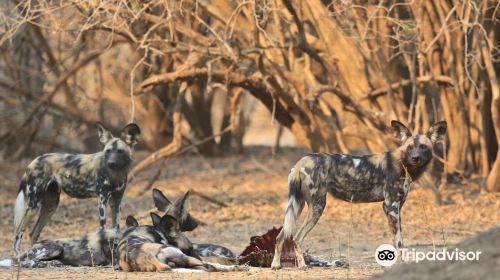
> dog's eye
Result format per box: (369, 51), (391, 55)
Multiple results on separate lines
(117, 149), (125, 154)
(419, 144), (428, 150)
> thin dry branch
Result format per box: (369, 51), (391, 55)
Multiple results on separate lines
(0, 49), (108, 143)
(130, 83), (187, 178)
(361, 75), (455, 101)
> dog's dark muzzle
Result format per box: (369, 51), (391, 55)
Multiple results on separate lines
(106, 153), (130, 170)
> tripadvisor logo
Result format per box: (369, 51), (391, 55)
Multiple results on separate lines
(374, 244), (482, 266)
(375, 244), (397, 267)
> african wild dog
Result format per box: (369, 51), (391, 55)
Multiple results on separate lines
(13, 123), (141, 256)
(118, 212), (206, 272)
(271, 120), (447, 269)
(152, 189), (235, 260)
(2, 229), (121, 268)
(0, 215), (145, 268)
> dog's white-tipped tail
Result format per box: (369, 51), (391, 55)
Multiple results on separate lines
(14, 190), (26, 230)
(283, 168), (303, 239)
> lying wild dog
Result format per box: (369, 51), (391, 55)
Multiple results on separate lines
(14, 123), (141, 256)
(122, 215), (243, 272)
(271, 120), (447, 269)
(1, 229), (121, 268)
(152, 189), (235, 261)
(118, 213), (206, 272)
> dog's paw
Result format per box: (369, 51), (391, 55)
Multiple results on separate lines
(333, 260), (349, 268)
(270, 263), (282, 270)
(297, 264), (309, 270)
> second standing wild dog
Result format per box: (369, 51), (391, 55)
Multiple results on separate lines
(271, 120), (447, 269)
(14, 123), (141, 255)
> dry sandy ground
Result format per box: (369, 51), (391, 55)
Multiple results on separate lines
(0, 147), (499, 279)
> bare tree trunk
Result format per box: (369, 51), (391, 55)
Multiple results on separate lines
(481, 30), (500, 192)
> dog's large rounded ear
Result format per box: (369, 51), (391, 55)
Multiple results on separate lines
(153, 188), (171, 212)
(427, 121), (447, 143)
(121, 123), (141, 146)
(172, 191), (190, 215)
(173, 191), (200, 231)
(160, 214), (178, 230)
(391, 120), (412, 143)
(150, 212), (162, 227)
(126, 215), (139, 228)
(179, 214), (201, 232)
(97, 122), (113, 145)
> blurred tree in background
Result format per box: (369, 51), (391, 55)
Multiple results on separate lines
(0, 0), (498, 191)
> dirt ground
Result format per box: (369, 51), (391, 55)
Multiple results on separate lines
(0, 147), (499, 279)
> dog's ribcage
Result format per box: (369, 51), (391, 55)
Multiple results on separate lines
(300, 153), (404, 203)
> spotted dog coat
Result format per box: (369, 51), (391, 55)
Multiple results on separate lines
(13, 123), (141, 256)
(193, 244), (235, 259)
(118, 214), (204, 272)
(271, 120), (447, 269)
(2, 229), (121, 268)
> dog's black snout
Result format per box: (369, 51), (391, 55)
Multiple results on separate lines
(412, 156), (420, 162)
(108, 162), (119, 170)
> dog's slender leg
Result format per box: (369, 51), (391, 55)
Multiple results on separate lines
(271, 229), (285, 269)
(29, 211), (54, 246)
(98, 192), (110, 228)
(292, 205), (312, 245)
(23, 242), (64, 263)
(29, 182), (60, 245)
(383, 197), (404, 249)
(292, 241), (306, 268)
(293, 194), (326, 269)
(109, 190), (124, 231)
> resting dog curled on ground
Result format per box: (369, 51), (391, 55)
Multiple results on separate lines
(13, 123), (140, 256)
(271, 120), (447, 269)
(119, 213), (243, 273)
(151, 188), (235, 262)
(116, 189), (240, 272)
(118, 213), (207, 272)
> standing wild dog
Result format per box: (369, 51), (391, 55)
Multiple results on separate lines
(271, 120), (447, 269)
(14, 123), (141, 256)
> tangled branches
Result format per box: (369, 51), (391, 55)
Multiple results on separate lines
(0, 0), (498, 189)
